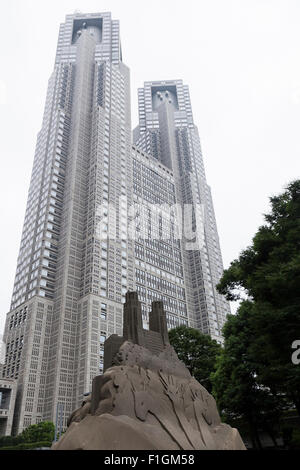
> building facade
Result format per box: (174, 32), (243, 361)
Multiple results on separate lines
(131, 144), (189, 330)
(134, 81), (230, 338)
(0, 374), (17, 437)
(1, 12), (229, 434)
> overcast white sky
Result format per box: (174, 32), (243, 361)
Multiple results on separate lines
(0, 0), (299, 334)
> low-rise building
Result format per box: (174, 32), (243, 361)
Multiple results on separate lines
(0, 373), (17, 436)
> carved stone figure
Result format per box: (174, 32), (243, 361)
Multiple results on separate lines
(52, 292), (245, 450)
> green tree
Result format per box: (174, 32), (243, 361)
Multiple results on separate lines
(211, 301), (284, 449)
(169, 325), (221, 393)
(0, 421), (55, 448)
(217, 180), (300, 415)
(19, 421), (55, 444)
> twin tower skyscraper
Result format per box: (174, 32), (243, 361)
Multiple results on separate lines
(2, 12), (230, 434)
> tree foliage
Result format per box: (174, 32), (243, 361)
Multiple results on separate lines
(20, 420), (55, 443)
(169, 325), (221, 393)
(216, 180), (300, 416)
(211, 302), (284, 448)
(218, 180), (300, 306)
(0, 421), (55, 448)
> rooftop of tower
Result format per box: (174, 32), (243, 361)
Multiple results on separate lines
(71, 17), (103, 44)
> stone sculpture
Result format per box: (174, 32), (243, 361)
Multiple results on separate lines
(52, 292), (245, 450)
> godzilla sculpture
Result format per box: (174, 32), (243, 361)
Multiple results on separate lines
(52, 292), (245, 450)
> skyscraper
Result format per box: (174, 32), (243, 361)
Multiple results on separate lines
(1, 12), (229, 435)
(134, 81), (230, 338)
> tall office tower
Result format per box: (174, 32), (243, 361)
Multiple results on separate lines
(131, 144), (189, 330)
(1, 13), (229, 435)
(133, 81), (230, 340)
(2, 12), (134, 434)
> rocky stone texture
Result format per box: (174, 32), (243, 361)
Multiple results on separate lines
(52, 341), (245, 450)
(52, 292), (245, 450)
